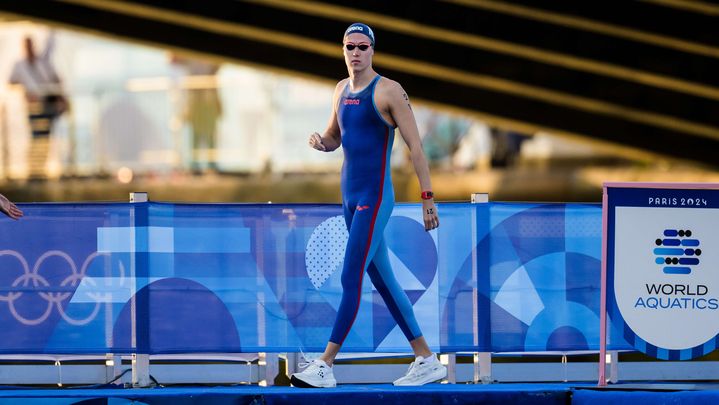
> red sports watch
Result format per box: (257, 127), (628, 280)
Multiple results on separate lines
(421, 191), (434, 200)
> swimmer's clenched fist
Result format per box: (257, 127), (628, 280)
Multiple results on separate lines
(308, 132), (326, 151)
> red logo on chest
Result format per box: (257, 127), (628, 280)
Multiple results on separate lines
(343, 98), (360, 105)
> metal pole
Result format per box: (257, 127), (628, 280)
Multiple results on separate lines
(471, 193), (492, 384)
(129, 192), (151, 387)
(598, 186), (609, 386)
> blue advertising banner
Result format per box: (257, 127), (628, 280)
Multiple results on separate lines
(604, 183), (719, 360)
(484, 203), (610, 352)
(0, 201), (627, 354)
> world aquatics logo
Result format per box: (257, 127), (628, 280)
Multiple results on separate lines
(653, 229), (701, 275)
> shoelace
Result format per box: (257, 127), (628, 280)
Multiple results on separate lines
(298, 360), (316, 369)
(297, 349), (321, 370)
(405, 358), (422, 375)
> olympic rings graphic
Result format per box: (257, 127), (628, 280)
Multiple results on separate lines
(0, 249), (126, 326)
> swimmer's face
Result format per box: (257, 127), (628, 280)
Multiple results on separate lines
(343, 32), (373, 72)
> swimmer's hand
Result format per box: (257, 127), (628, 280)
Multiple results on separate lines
(308, 132), (326, 151)
(0, 194), (22, 220)
(422, 200), (439, 231)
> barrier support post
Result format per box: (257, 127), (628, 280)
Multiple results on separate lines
(105, 353), (123, 383)
(130, 192), (152, 387)
(471, 193), (492, 384)
(442, 353), (456, 384)
(260, 352), (279, 386)
(608, 350), (619, 384)
(132, 354), (150, 387)
(475, 352), (492, 384)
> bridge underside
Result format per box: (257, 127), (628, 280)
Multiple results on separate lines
(2, 0), (718, 167)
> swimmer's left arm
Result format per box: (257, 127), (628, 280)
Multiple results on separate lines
(388, 81), (432, 192)
(387, 81), (439, 230)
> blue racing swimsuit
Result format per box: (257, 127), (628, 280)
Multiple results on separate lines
(329, 75), (423, 345)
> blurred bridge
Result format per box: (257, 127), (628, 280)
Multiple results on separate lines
(2, 0), (718, 166)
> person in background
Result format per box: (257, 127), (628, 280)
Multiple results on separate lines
(171, 54), (223, 174)
(8, 34), (67, 178)
(291, 23), (446, 388)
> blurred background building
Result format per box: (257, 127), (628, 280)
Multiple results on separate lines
(0, 1), (717, 204)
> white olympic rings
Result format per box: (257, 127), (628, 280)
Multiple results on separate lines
(0, 249), (126, 326)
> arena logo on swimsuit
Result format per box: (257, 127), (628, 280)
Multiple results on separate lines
(343, 99), (360, 105)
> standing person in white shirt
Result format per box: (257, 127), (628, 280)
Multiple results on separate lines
(8, 35), (68, 177)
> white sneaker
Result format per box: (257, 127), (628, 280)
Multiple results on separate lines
(393, 353), (447, 386)
(291, 359), (337, 388)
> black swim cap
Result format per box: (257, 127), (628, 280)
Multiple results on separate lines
(344, 23), (375, 47)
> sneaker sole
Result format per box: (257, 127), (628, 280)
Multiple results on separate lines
(394, 368), (448, 386)
(290, 375), (336, 388)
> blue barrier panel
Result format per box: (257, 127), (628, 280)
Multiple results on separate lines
(484, 203), (627, 352)
(0, 201), (630, 354)
(0, 203), (133, 353)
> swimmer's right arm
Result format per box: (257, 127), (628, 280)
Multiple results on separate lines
(309, 80), (345, 152)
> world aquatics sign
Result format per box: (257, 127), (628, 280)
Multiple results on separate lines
(601, 183), (719, 362)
